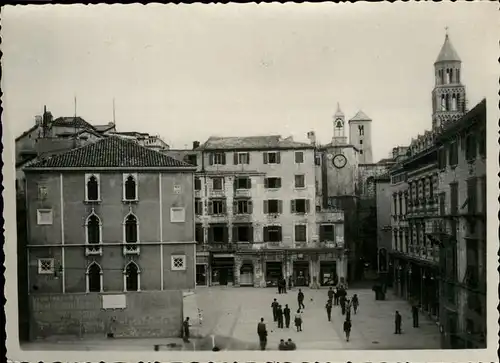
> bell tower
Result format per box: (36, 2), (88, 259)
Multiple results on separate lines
(432, 29), (467, 130)
(331, 103), (347, 145)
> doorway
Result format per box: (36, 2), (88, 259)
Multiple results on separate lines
(265, 261), (282, 287)
(293, 261), (309, 287)
(239, 261), (254, 286)
(196, 264), (208, 286)
(320, 261), (337, 286)
(211, 257), (234, 286)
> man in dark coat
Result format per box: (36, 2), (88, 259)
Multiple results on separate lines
(325, 300), (333, 322)
(297, 289), (305, 309)
(283, 304), (291, 328)
(340, 295), (346, 315)
(277, 305), (284, 328)
(182, 317), (190, 343)
(282, 278), (287, 294)
(271, 298), (279, 322)
(394, 311), (402, 334)
(328, 287), (334, 301)
(351, 294), (359, 314)
(277, 279), (282, 294)
(411, 304), (419, 328)
(333, 287), (339, 306)
(257, 317), (268, 350)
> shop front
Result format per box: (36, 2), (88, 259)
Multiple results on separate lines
(211, 254), (235, 286)
(319, 261), (337, 286)
(239, 260), (254, 286)
(196, 255), (209, 286)
(292, 259), (309, 287)
(265, 261), (283, 287)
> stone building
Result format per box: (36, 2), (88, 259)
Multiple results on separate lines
(431, 99), (486, 348)
(374, 173), (392, 286)
(22, 137), (197, 339)
(170, 135), (346, 288)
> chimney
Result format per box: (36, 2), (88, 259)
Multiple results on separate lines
(307, 131), (316, 145)
(35, 115), (43, 126)
(192, 141), (200, 150)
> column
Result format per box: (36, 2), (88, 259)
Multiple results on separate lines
(234, 254), (242, 287)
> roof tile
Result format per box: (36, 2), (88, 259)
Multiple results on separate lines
(200, 135), (313, 150)
(51, 116), (96, 131)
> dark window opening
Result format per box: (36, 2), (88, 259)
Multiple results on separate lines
(195, 224), (204, 243)
(124, 175), (137, 200)
(212, 177), (224, 190)
(295, 175), (305, 188)
(319, 224), (335, 242)
(87, 215), (100, 244)
(195, 199), (203, 215)
(212, 225), (226, 243)
(234, 225), (252, 242)
(186, 154), (197, 166)
(265, 199), (281, 214)
(195, 177), (202, 191)
(235, 177), (251, 189)
(291, 199), (309, 214)
(295, 225), (307, 242)
(234, 199), (252, 214)
(264, 226), (282, 242)
(125, 215), (138, 243)
(450, 183), (458, 214)
(87, 175), (99, 201)
(265, 177), (282, 189)
(209, 199), (226, 215)
(88, 264), (101, 292)
(295, 152), (304, 163)
(125, 263), (139, 291)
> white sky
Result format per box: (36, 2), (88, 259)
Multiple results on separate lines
(2, 2), (498, 161)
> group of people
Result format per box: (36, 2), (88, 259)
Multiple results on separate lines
(270, 291), (304, 332)
(277, 277), (289, 294)
(324, 286), (359, 342)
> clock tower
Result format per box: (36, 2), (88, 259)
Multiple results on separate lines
(331, 103), (348, 145)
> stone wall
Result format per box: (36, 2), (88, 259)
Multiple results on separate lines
(29, 290), (183, 340)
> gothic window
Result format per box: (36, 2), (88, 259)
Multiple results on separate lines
(446, 69), (452, 84)
(85, 174), (100, 201)
(86, 213), (101, 245)
(358, 125), (364, 136)
(440, 69), (445, 85)
(452, 94), (457, 111)
(441, 95), (446, 111)
(124, 214), (138, 243)
(124, 261), (140, 292)
(86, 262), (102, 293)
(457, 69), (460, 83)
(123, 174), (138, 201)
(445, 94), (450, 111)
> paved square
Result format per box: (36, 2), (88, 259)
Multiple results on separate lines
(187, 287), (441, 350)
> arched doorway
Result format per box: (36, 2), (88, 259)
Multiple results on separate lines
(239, 260), (254, 286)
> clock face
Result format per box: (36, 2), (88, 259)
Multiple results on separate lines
(332, 154), (347, 169)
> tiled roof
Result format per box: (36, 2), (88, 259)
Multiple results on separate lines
(93, 123), (116, 133)
(51, 116), (96, 130)
(435, 34), (461, 63)
(15, 125), (38, 142)
(349, 110), (371, 122)
(24, 136), (194, 170)
(200, 135), (314, 150)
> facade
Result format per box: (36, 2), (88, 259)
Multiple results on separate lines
(374, 173), (392, 286)
(22, 137), (197, 339)
(179, 135), (346, 288)
(431, 99), (486, 348)
(349, 110), (373, 164)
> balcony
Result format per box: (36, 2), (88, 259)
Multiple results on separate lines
(85, 244), (102, 256)
(206, 213), (228, 223)
(197, 243), (237, 252)
(209, 189), (226, 198)
(234, 188), (251, 198)
(123, 243), (140, 255)
(315, 210), (344, 224)
(232, 213), (252, 223)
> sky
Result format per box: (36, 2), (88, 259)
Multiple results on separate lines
(2, 2), (498, 162)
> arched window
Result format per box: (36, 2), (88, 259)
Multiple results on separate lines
(445, 94), (450, 111)
(457, 69), (460, 83)
(441, 95), (446, 111)
(86, 174), (100, 201)
(124, 261), (141, 292)
(125, 214), (138, 243)
(440, 69), (445, 85)
(446, 69), (451, 84)
(86, 262), (103, 293)
(452, 94), (457, 111)
(123, 174), (138, 201)
(85, 212), (102, 256)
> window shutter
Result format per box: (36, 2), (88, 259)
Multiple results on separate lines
(248, 225), (254, 242)
(305, 199), (310, 213)
(248, 200), (253, 214)
(291, 200), (296, 213)
(246, 178), (251, 189)
(233, 178), (238, 191)
(263, 200), (269, 214)
(263, 227), (269, 242)
(278, 227), (282, 241)
(233, 226), (238, 242)
(263, 152), (268, 164)
(208, 200), (213, 215)
(222, 153), (226, 165)
(278, 200), (283, 214)
(264, 178), (269, 188)
(246, 152), (250, 164)
(223, 226), (229, 243)
(277, 178), (282, 188)
(233, 200), (238, 213)
(208, 226), (214, 243)
(276, 152), (281, 164)
(234, 152), (238, 165)
(209, 153), (214, 165)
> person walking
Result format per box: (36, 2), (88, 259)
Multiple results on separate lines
(277, 305), (284, 329)
(394, 310), (402, 334)
(333, 287), (339, 306)
(345, 299), (352, 321)
(325, 300), (333, 322)
(294, 309), (303, 332)
(277, 279), (282, 294)
(283, 304), (291, 328)
(343, 319), (352, 342)
(297, 289), (305, 310)
(182, 317), (190, 343)
(411, 303), (419, 328)
(282, 278), (287, 294)
(340, 294), (346, 315)
(257, 318), (268, 350)
(271, 298), (279, 322)
(352, 294), (359, 314)
(288, 275), (293, 290)
(328, 287), (334, 301)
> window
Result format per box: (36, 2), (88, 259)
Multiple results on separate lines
(38, 258), (55, 274)
(467, 178), (477, 214)
(233, 224), (252, 242)
(85, 174), (100, 201)
(465, 240), (479, 288)
(358, 125), (364, 136)
(123, 174), (138, 201)
(264, 177), (282, 189)
(439, 193), (446, 216)
(234, 199), (252, 214)
(195, 199), (203, 215)
(319, 224), (335, 242)
(86, 212), (102, 255)
(209, 152), (226, 165)
(359, 150), (364, 155)
(448, 142), (458, 166)
(291, 199), (310, 214)
(195, 224), (204, 243)
(294, 224), (307, 242)
(359, 140), (363, 145)
(186, 154), (197, 166)
(124, 214), (138, 243)
(170, 207), (186, 222)
(124, 262), (140, 292)
(171, 255), (186, 271)
(264, 199), (282, 214)
(208, 199), (226, 215)
(295, 151), (304, 164)
(465, 133), (477, 161)
(234, 152), (250, 165)
(398, 194), (403, 215)
(212, 177), (224, 190)
(450, 183), (458, 215)
(393, 194), (397, 214)
(37, 185), (48, 200)
(264, 226), (282, 242)
(195, 177), (202, 191)
(263, 151), (281, 164)
(294, 174), (305, 188)
(209, 224), (228, 243)
(86, 262), (103, 293)
(315, 154), (321, 166)
(37, 209), (53, 225)
(235, 177), (251, 190)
